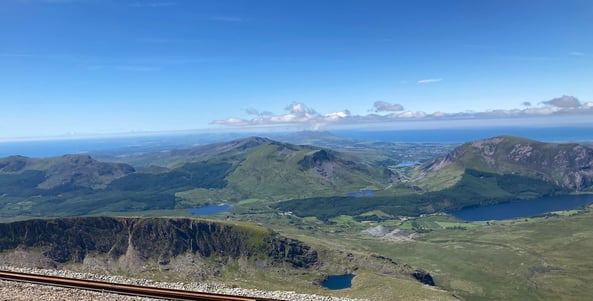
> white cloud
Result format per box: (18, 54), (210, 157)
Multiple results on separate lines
(211, 102), (349, 129)
(417, 78), (443, 84)
(211, 118), (247, 126)
(521, 107), (560, 115)
(325, 110), (351, 121)
(374, 101), (404, 112)
(542, 95), (581, 108)
(569, 51), (585, 56)
(211, 95), (593, 130)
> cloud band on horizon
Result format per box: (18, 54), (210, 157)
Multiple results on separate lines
(211, 95), (593, 130)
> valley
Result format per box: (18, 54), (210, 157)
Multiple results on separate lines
(1, 132), (593, 300)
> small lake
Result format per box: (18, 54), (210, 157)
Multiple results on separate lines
(395, 161), (421, 167)
(451, 194), (593, 221)
(189, 204), (232, 216)
(348, 190), (376, 197)
(321, 274), (354, 290)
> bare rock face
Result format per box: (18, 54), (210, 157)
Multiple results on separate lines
(363, 225), (390, 237)
(299, 150), (337, 179)
(423, 136), (593, 191)
(412, 269), (435, 286)
(0, 217), (319, 272)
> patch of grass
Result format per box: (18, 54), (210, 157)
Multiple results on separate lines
(416, 164), (464, 191)
(329, 215), (358, 226)
(398, 220), (414, 230)
(96, 208), (195, 217)
(338, 211), (593, 300)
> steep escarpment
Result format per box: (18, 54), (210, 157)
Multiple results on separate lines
(419, 136), (593, 192)
(0, 217), (318, 270)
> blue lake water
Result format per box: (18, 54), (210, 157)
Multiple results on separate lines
(189, 204), (232, 216)
(395, 161), (421, 167)
(348, 190), (376, 197)
(451, 194), (593, 221)
(321, 274), (354, 290)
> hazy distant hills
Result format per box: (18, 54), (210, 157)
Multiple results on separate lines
(0, 154), (134, 190)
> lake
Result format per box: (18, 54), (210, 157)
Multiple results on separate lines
(321, 274), (355, 290)
(451, 194), (593, 221)
(189, 204), (232, 216)
(348, 190), (376, 197)
(395, 161), (421, 167)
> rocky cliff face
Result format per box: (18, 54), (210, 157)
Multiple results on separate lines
(0, 217), (319, 270)
(423, 136), (593, 191)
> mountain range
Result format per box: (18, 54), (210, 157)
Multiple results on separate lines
(1, 135), (592, 219)
(0, 137), (389, 218)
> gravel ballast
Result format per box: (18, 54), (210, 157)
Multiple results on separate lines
(0, 266), (368, 301)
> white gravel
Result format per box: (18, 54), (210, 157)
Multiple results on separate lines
(0, 265), (368, 301)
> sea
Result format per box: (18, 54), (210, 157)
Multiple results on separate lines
(1, 127), (593, 158)
(332, 127), (593, 144)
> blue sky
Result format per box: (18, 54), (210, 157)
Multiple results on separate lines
(1, 0), (592, 140)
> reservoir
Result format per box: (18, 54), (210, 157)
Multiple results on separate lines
(348, 190), (376, 197)
(189, 204), (232, 216)
(395, 161), (421, 167)
(451, 194), (593, 221)
(321, 274), (355, 290)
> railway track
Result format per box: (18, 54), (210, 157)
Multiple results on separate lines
(0, 270), (282, 301)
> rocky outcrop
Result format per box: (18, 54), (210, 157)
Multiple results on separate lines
(412, 269), (435, 286)
(0, 217), (319, 270)
(422, 136), (593, 191)
(298, 150), (335, 170)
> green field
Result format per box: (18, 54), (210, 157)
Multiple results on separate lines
(273, 207), (593, 300)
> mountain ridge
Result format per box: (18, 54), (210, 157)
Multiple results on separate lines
(418, 135), (593, 192)
(0, 137), (390, 217)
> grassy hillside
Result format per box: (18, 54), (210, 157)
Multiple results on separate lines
(349, 208), (593, 301)
(275, 169), (565, 221)
(2, 135), (591, 221)
(416, 136), (593, 192)
(0, 137), (391, 218)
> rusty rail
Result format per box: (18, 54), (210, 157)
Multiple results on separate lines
(0, 270), (282, 301)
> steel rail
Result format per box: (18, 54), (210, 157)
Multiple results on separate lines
(0, 270), (282, 301)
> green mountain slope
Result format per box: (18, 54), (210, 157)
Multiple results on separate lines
(0, 154), (135, 190)
(416, 136), (593, 192)
(0, 137), (391, 217)
(277, 136), (593, 221)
